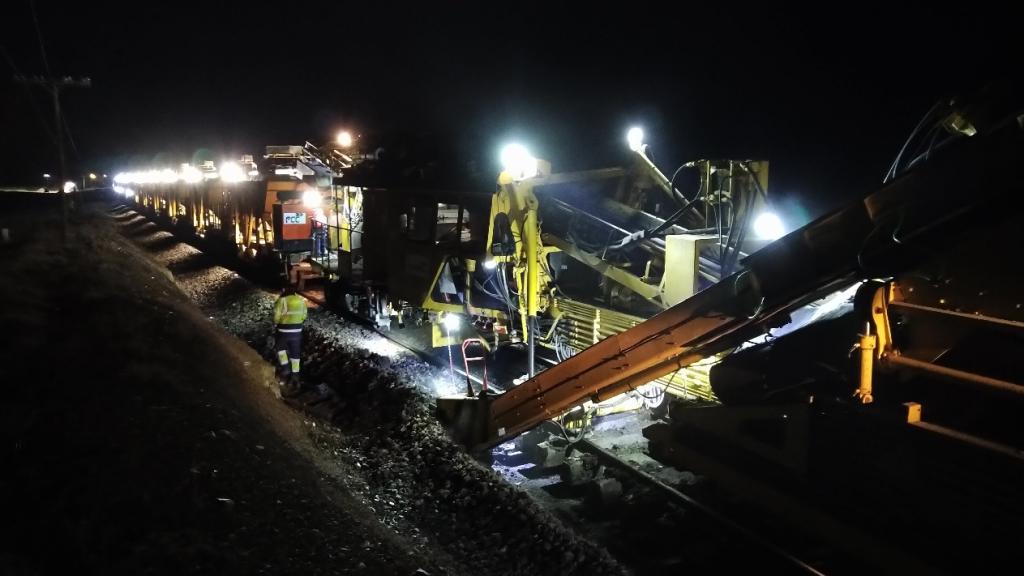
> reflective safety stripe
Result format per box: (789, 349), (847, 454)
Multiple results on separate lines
(277, 328), (303, 333)
(277, 350), (289, 365)
(290, 358), (301, 373)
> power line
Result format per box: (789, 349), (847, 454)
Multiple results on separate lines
(0, 44), (58, 146)
(29, 0), (52, 77)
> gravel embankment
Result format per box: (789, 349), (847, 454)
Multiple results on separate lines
(114, 207), (625, 576)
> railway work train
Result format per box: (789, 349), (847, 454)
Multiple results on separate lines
(120, 85), (1024, 574)
(118, 126), (783, 405)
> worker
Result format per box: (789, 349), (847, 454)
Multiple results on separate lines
(273, 285), (308, 395)
(312, 219), (328, 257)
(311, 220), (323, 256)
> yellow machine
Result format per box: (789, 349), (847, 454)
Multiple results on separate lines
(329, 130), (776, 404)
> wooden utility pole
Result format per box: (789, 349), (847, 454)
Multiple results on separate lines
(12, 0), (92, 241)
(14, 74), (91, 241)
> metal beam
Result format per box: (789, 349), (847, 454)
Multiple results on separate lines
(886, 353), (1024, 397)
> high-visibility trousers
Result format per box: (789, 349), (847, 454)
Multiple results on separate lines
(275, 330), (302, 375)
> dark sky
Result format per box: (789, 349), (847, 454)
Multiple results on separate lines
(1, 2), (1019, 222)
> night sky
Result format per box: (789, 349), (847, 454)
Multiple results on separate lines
(1, 2), (1018, 222)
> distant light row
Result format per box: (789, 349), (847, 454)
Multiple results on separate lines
(113, 162), (256, 185)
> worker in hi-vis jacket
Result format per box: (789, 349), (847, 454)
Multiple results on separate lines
(273, 285), (308, 395)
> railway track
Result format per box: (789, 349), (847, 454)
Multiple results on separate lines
(492, 414), (849, 575)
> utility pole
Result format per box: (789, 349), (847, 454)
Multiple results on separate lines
(12, 0), (92, 242)
(14, 74), (91, 241)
